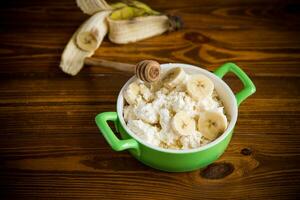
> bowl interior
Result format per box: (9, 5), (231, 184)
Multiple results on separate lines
(117, 63), (238, 153)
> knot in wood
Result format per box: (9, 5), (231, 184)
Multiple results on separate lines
(241, 148), (253, 156)
(200, 162), (234, 179)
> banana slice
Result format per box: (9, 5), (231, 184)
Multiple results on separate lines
(171, 111), (196, 136)
(197, 111), (228, 140)
(76, 31), (100, 52)
(162, 67), (186, 89)
(186, 74), (214, 101)
(124, 82), (140, 105)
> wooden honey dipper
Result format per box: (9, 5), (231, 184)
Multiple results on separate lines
(84, 57), (161, 83)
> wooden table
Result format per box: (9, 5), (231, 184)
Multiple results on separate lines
(1, 0), (300, 199)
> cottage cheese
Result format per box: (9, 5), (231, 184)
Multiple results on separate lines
(127, 120), (160, 146)
(123, 68), (226, 150)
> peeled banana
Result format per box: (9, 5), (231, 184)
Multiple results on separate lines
(61, 0), (183, 75)
(78, 0), (181, 44)
(60, 11), (111, 75)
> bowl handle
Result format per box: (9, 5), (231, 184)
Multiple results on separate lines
(213, 62), (256, 106)
(95, 112), (140, 156)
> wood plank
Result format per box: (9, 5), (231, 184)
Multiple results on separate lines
(2, 0), (300, 11)
(1, 151), (300, 199)
(0, 76), (299, 106)
(1, 4), (300, 29)
(1, 29), (300, 77)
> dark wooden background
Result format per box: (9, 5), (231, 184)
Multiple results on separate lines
(1, 0), (300, 199)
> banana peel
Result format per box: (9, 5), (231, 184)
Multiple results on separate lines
(130, 0), (160, 15)
(110, 2), (127, 9)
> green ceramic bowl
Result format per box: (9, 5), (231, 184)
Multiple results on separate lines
(95, 62), (256, 172)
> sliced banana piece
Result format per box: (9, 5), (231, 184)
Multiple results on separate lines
(123, 82), (140, 105)
(162, 67), (186, 89)
(76, 30), (100, 52)
(186, 74), (214, 101)
(197, 111), (228, 140)
(62, 0), (183, 76)
(171, 111), (196, 136)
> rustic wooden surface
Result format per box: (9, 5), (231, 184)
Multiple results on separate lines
(1, 0), (300, 199)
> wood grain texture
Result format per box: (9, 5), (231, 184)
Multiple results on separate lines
(0, 0), (300, 199)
